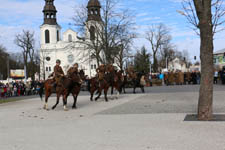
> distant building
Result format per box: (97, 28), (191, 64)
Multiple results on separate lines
(168, 57), (187, 72)
(214, 48), (225, 69)
(189, 64), (201, 72)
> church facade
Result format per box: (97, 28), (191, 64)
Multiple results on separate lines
(40, 0), (102, 79)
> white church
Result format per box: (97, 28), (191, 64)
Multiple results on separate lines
(40, 0), (103, 79)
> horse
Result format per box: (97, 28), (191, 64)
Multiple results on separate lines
(123, 71), (146, 94)
(88, 65), (123, 102)
(39, 70), (84, 111)
(87, 77), (99, 101)
(52, 70), (86, 110)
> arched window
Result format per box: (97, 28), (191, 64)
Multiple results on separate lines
(68, 34), (72, 42)
(45, 29), (50, 43)
(57, 30), (59, 41)
(90, 26), (95, 41)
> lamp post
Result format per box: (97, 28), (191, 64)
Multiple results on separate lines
(7, 54), (10, 82)
(166, 57), (168, 70)
(150, 61), (152, 74)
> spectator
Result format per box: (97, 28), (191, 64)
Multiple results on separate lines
(214, 70), (218, 84)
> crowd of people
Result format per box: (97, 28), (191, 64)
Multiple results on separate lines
(0, 81), (42, 99)
(149, 70), (224, 86)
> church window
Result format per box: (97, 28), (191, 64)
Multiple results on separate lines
(90, 26), (95, 41)
(46, 67), (48, 72)
(91, 9), (95, 14)
(68, 34), (72, 42)
(45, 29), (50, 43)
(46, 57), (50, 61)
(49, 67), (51, 72)
(94, 64), (96, 69)
(91, 65), (93, 69)
(57, 30), (59, 41)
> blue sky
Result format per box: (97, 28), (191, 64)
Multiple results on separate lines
(0, 0), (224, 62)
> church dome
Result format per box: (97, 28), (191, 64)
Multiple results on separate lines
(43, 5), (57, 12)
(87, 0), (101, 8)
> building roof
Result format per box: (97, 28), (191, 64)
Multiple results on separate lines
(214, 48), (225, 55)
(87, 0), (101, 8)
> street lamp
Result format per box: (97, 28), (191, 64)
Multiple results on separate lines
(6, 54), (10, 82)
(166, 57), (168, 70)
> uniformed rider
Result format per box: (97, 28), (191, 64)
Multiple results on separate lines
(54, 59), (64, 87)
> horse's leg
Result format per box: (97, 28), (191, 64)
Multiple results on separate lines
(72, 91), (78, 109)
(141, 85), (145, 93)
(133, 81), (136, 94)
(63, 94), (69, 111)
(90, 87), (96, 101)
(52, 93), (60, 110)
(72, 94), (77, 109)
(111, 85), (114, 95)
(115, 86), (120, 99)
(104, 86), (109, 102)
(123, 83), (126, 94)
(43, 88), (51, 110)
(95, 88), (102, 101)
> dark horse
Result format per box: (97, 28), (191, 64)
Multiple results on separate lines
(88, 68), (123, 102)
(39, 70), (85, 111)
(122, 72), (146, 94)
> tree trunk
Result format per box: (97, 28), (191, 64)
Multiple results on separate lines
(153, 53), (158, 73)
(196, 0), (214, 121)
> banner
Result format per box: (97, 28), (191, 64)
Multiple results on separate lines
(10, 69), (25, 78)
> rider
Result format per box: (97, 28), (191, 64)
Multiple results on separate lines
(67, 63), (82, 84)
(54, 59), (64, 87)
(67, 63), (79, 77)
(96, 64), (105, 81)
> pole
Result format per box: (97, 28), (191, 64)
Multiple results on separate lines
(150, 63), (152, 74)
(166, 57), (168, 70)
(7, 54), (10, 83)
(24, 64), (27, 83)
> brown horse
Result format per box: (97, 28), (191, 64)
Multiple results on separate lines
(52, 70), (86, 110)
(88, 65), (123, 102)
(122, 71), (146, 94)
(39, 70), (85, 111)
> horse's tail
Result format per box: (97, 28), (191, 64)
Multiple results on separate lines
(39, 82), (44, 100)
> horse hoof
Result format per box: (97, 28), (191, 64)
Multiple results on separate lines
(52, 107), (55, 110)
(72, 106), (77, 109)
(64, 108), (69, 111)
(46, 108), (50, 111)
(95, 98), (98, 101)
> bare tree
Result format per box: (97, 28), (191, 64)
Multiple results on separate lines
(179, 0), (225, 35)
(146, 23), (171, 72)
(0, 45), (8, 79)
(179, 0), (225, 120)
(15, 30), (36, 80)
(72, 0), (135, 66)
(158, 38), (176, 69)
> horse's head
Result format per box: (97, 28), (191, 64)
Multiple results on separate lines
(116, 70), (124, 82)
(79, 69), (86, 81)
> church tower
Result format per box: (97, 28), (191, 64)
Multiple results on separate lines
(86, 0), (102, 41)
(40, 0), (61, 45)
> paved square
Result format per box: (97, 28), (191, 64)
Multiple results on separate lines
(1, 85), (225, 150)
